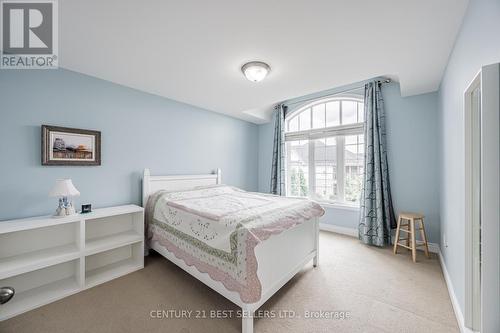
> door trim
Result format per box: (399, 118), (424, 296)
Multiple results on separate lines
(479, 63), (500, 333)
(464, 63), (500, 333)
(464, 71), (481, 331)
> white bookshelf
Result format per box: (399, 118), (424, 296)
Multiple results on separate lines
(0, 205), (144, 321)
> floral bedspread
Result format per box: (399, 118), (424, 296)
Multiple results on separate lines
(146, 185), (324, 303)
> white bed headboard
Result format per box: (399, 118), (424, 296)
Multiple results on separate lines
(142, 168), (222, 207)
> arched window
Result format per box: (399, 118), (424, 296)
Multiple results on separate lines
(285, 96), (364, 205)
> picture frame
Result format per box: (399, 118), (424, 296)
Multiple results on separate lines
(41, 125), (101, 166)
(81, 204), (92, 214)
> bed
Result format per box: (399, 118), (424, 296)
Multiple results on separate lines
(142, 168), (324, 333)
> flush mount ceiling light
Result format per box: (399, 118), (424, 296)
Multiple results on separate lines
(241, 61), (271, 82)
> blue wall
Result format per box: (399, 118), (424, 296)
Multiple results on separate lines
(258, 82), (441, 243)
(0, 69), (258, 220)
(438, 0), (500, 315)
(258, 121), (274, 194)
(384, 84), (440, 244)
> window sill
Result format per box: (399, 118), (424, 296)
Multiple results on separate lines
(317, 201), (360, 211)
(286, 195), (360, 211)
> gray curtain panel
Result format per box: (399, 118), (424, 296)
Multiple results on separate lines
(270, 104), (286, 195)
(358, 81), (396, 246)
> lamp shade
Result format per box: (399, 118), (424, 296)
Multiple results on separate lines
(49, 179), (80, 197)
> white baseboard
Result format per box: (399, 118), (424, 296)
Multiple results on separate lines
(427, 242), (440, 254)
(319, 223), (440, 254)
(437, 249), (474, 333)
(319, 223), (358, 237)
(320, 223), (469, 332)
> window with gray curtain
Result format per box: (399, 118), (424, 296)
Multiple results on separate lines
(284, 95), (365, 206)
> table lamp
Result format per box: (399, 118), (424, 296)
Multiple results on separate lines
(49, 179), (80, 217)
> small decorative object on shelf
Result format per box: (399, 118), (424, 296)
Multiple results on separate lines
(49, 179), (80, 217)
(81, 204), (92, 214)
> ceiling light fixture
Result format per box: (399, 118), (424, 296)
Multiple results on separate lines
(241, 61), (271, 82)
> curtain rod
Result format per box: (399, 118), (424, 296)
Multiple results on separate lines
(283, 78), (391, 108)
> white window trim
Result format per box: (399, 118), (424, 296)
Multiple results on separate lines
(285, 96), (364, 206)
(320, 201), (360, 211)
(285, 196), (360, 211)
(285, 123), (364, 141)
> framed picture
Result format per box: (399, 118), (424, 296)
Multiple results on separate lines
(41, 125), (101, 166)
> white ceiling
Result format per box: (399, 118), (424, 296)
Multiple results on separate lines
(59, 0), (469, 124)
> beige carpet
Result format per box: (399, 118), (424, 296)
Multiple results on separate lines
(0, 232), (459, 333)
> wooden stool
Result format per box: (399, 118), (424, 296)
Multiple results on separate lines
(393, 212), (430, 262)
